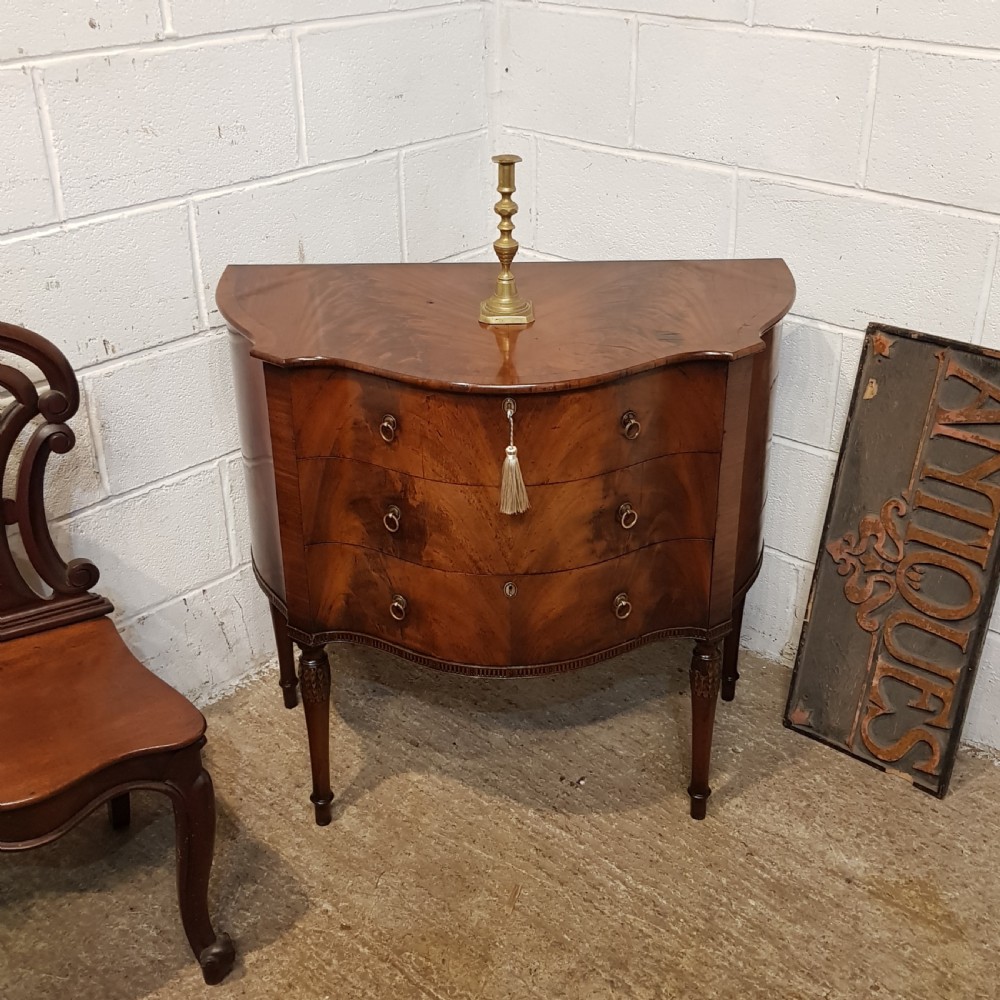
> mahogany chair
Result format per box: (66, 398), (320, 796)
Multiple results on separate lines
(0, 321), (235, 985)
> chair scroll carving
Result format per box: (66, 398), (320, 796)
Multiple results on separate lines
(0, 321), (112, 639)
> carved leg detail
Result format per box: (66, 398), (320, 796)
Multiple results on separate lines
(721, 597), (746, 703)
(107, 793), (131, 831)
(688, 639), (722, 821)
(171, 760), (236, 985)
(271, 604), (299, 709)
(299, 644), (333, 826)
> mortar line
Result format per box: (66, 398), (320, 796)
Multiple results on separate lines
(81, 380), (112, 499)
(856, 48), (881, 187)
(75, 327), (224, 381)
(761, 544), (812, 571)
(54, 447), (241, 526)
(0, 131), (488, 246)
(524, 3), (1000, 59)
(291, 31), (309, 165)
(486, 0), (504, 153)
(972, 231), (999, 345)
(785, 313), (864, 336)
(186, 201), (210, 331)
(746, 0), (756, 27)
(439, 245), (492, 261)
(771, 434), (837, 461)
(626, 16), (640, 147)
(30, 68), (66, 221)
(515, 129), (1000, 224)
(217, 458), (242, 570)
(397, 150), (409, 262)
(727, 168), (739, 257)
(530, 131), (539, 245)
(157, 0), (176, 37)
(118, 563), (249, 627)
(0, 3), (487, 67)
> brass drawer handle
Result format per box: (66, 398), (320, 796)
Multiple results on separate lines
(383, 504), (401, 533)
(390, 594), (407, 621)
(613, 593), (632, 620)
(621, 411), (641, 440)
(618, 502), (638, 530)
(379, 414), (398, 443)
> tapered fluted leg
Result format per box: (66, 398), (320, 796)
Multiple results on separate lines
(107, 793), (131, 830)
(171, 759), (235, 985)
(271, 604), (299, 709)
(721, 597), (746, 703)
(299, 644), (333, 826)
(688, 639), (722, 820)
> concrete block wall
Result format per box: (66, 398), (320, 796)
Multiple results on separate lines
(496, 1), (1000, 746)
(0, 1), (492, 702)
(4, 1), (1000, 749)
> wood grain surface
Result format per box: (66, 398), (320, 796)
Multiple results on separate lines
(218, 260), (795, 390)
(297, 452), (720, 574)
(303, 541), (712, 666)
(288, 364), (726, 483)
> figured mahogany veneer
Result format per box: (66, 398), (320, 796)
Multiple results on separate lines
(289, 365), (726, 478)
(298, 452), (720, 574)
(219, 259), (795, 823)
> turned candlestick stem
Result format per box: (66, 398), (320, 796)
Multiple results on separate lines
(479, 154), (534, 326)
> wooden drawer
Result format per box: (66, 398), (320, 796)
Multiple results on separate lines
(304, 541), (712, 667)
(288, 364), (725, 485)
(298, 453), (719, 574)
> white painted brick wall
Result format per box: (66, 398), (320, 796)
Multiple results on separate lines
(299, 8), (486, 163)
(5, 0), (1000, 753)
(635, 24), (873, 184)
(535, 139), (732, 259)
(736, 178), (995, 334)
(0, 1), (492, 704)
(498, 2), (1000, 749)
(2, 208), (199, 367)
(43, 38), (299, 215)
(0, 2), (164, 61)
(0, 70), (56, 232)
(867, 51), (1000, 214)
(754, 1), (1000, 50)
(195, 159), (404, 322)
(501, 7), (632, 147)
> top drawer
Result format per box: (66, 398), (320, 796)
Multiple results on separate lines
(287, 364), (726, 485)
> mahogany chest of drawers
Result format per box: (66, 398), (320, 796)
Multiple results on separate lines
(219, 259), (795, 823)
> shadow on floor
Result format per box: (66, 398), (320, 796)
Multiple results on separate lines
(0, 791), (309, 999)
(316, 639), (807, 821)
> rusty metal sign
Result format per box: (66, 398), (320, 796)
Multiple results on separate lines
(785, 324), (1000, 796)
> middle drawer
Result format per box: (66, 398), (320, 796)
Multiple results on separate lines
(297, 452), (720, 575)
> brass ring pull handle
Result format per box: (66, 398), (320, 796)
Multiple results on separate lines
(383, 504), (401, 533)
(613, 593), (632, 620)
(379, 414), (398, 443)
(390, 594), (408, 621)
(618, 502), (638, 530)
(621, 411), (641, 440)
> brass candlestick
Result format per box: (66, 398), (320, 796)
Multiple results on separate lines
(479, 154), (534, 326)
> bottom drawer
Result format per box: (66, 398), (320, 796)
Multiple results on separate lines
(304, 541), (712, 667)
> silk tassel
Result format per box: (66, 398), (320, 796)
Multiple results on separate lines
(500, 399), (529, 515)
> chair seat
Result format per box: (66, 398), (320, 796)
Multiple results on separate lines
(0, 617), (205, 811)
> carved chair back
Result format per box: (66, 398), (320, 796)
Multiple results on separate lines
(0, 321), (111, 640)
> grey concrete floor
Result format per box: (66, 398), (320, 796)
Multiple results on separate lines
(2, 641), (998, 1000)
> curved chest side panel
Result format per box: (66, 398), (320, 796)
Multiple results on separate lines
(735, 326), (779, 594)
(230, 332), (286, 603)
